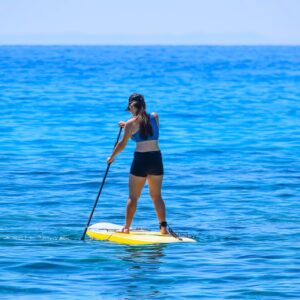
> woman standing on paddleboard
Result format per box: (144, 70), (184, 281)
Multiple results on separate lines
(107, 93), (168, 234)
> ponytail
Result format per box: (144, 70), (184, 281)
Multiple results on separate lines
(128, 94), (153, 140)
(138, 110), (153, 140)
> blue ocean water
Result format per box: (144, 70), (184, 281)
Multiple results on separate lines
(1, 45), (300, 299)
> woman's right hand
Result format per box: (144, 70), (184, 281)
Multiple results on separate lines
(118, 121), (126, 128)
(107, 156), (114, 164)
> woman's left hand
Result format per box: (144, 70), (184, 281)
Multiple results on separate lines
(107, 156), (114, 164)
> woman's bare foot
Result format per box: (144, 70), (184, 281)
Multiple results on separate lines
(160, 221), (169, 234)
(116, 227), (130, 234)
(160, 227), (168, 234)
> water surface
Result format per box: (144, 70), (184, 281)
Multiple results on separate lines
(1, 46), (300, 299)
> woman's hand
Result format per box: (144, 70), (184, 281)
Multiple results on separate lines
(107, 156), (114, 164)
(118, 121), (126, 128)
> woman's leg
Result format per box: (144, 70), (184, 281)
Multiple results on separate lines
(123, 174), (146, 232)
(147, 175), (168, 234)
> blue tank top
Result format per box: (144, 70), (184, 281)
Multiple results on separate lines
(131, 113), (159, 143)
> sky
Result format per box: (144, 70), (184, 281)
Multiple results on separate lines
(0, 0), (299, 45)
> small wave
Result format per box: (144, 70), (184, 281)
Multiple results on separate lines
(0, 234), (80, 242)
(8, 261), (77, 271)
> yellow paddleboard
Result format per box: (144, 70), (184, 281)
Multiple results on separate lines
(87, 222), (196, 245)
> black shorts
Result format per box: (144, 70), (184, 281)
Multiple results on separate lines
(130, 151), (164, 177)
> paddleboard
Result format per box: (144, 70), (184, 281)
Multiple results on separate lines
(87, 222), (196, 245)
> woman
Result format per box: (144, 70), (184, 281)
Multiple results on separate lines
(107, 93), (168, 234)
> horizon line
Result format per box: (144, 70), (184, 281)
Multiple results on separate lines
(0, 44), (300, 46)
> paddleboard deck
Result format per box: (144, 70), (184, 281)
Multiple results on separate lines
(87, 222), (196, 245)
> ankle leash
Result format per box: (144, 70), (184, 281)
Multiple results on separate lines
(160, 222), (182, 241)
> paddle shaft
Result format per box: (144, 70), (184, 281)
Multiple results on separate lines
(81, 127), (123, 241)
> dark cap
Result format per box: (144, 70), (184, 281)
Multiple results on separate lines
(125, 93), (145, 111)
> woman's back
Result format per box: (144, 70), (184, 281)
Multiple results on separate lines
(130, 113), (160, 152)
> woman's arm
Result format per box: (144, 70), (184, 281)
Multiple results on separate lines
(151, 112), (159, 127)
(107, 122), (132, 164)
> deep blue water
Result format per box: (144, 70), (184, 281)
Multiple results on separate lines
(1, 46), (300, 299)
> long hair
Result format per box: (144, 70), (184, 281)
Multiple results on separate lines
(128, 93), (153, 140)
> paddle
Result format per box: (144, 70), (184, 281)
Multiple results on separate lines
(81, 126), (123, 241)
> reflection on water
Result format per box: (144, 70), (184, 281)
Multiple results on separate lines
(116, 245), (166, 299)
(120, 244), (166, 266)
